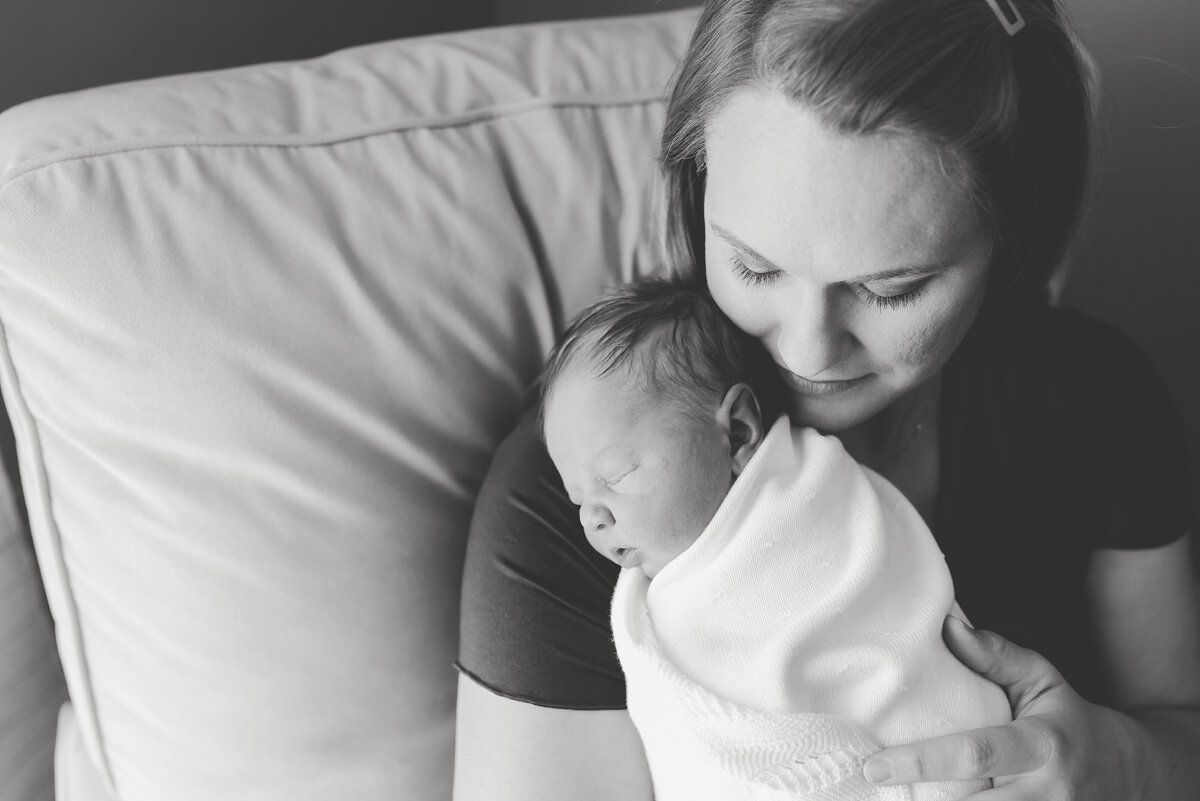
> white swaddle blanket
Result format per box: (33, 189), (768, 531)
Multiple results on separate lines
(611, 416), (1011, 801)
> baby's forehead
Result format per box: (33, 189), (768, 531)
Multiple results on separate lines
(555, 331), (647, 386)
(547, 331), (720, 424)
(556, 358), (652, 405)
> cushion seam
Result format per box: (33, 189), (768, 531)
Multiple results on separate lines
(0, 92), (668, 194)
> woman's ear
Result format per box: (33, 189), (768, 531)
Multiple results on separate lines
(717, 383), (765, 477)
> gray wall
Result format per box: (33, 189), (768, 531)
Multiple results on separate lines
(1061, 0), (1200, 526)
(0, 0), (491, 112)
(0, 1), (694, 113)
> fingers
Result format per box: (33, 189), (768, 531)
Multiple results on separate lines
(942, 616), (1065, 711)
(863, 719), (1052, 786)
(862, 621), (1071, 787)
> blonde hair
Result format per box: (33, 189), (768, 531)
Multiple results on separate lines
(660, 0), (1091, 312)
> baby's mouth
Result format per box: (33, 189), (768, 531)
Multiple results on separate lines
(611, 547), (641, 568)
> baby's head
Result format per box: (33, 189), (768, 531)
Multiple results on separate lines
(540, 278), (786, 578)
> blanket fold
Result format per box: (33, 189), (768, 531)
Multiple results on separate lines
(612, 417), (1011, 800)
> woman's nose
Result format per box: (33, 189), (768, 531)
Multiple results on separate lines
(773, 289), (852, 378)
(579, 503), (615, 532)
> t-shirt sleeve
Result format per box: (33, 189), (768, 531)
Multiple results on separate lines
(456, 403), (626, 709)
(1049, 309), (1195, 550)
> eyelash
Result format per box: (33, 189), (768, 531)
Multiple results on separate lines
(729, 256), (927, 311)
(606, 467), (636, 489)
(852, 283), (926, 310)
(730, 256), (781, 286)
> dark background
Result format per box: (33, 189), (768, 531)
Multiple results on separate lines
(1, 0), (1198, 530)
(0, 0), (696, 112)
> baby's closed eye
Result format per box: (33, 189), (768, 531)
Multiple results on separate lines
(605, 466), (639, 489)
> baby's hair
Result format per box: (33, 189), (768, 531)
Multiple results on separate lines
(538, 277), (787, 432)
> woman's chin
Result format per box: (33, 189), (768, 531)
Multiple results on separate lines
(786, 392), (889, 434)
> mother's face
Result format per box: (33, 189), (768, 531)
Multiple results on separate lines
(703, 87), (992, 433)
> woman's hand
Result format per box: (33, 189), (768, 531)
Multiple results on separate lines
(861, 616), (1146, 799)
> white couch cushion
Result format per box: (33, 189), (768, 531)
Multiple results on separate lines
(0, 9), (697, 800)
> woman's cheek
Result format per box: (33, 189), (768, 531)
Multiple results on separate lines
(708, 270), (765, 338)
(893, 288), (981, 371)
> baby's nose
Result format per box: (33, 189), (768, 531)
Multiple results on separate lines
(579, 504), (615, 532)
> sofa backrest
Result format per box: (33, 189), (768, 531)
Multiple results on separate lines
(0, 9), (697, 800)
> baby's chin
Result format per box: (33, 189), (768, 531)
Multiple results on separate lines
(636, 559), (666, 580)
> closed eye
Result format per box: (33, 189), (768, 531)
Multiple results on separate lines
(851, 279), (928, 310)
(606, 466), (638, 489)
(730, 254), (782, 286)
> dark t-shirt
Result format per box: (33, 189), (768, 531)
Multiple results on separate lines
(456, 306), (1194, 708)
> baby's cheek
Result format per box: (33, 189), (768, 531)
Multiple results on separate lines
(679, 475), (730, 535)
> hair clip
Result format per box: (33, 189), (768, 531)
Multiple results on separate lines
(984, 0), (1026, 36)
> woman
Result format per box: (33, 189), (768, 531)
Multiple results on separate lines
(454, 0), (1200, 798)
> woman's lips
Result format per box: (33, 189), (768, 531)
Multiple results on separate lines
(781, 370), (870, 396)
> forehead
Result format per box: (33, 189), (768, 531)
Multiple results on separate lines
(703, 88), (982, 273)
(543, 363), (705, 470)
(543, 367), (649, 483)
(544, 363), (643, 442)
(547, 360), (634, 410)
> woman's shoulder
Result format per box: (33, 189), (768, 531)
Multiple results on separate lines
(978, 304), (1191, 548)
(1007, 304), (1145, 364)
(1029, 304), (1151, 365)
(974, 304), (1167, 404)
(974, 303), (1181, 447)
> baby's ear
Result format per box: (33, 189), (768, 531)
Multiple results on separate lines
(718, 383), (765, 477)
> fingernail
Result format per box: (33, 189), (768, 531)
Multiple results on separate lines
(864, 758), (892, 784)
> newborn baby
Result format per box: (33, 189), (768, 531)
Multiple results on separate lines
(540, 278), (1011, 801)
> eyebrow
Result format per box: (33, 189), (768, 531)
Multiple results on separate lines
(709, 222), (954, 283)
